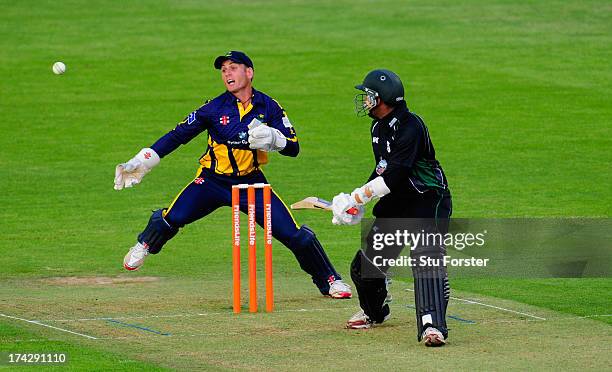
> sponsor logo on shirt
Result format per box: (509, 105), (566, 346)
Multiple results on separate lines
(227, 131), (249, 146)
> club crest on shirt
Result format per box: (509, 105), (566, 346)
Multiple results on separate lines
(376, 159), (388, 175)
(219, 115), (230, 125)
(187, 112), (197, 125)
(238, 131), (247, 140)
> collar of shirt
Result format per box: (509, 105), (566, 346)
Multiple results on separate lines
(221, 88), (265, 107)
(370, 101), (409, 126)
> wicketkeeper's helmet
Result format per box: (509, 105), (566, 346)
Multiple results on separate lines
(354, 69), (404, 116)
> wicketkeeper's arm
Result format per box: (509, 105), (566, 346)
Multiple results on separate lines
(114, 104), (211, 190)
(150, 107), (210, 157)
(261, 101), (299, 157)
(276, 115), (299, 157)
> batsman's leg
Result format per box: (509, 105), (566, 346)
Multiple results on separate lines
(347, 219), (403, 327)
(348, 250), (390, 325)
(410, 191), (452, 345)
(412, 262), (449, 345)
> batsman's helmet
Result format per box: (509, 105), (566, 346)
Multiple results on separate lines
(354, 69), (404, 116)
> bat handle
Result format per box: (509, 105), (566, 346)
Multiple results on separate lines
(346, 207), (359, 215)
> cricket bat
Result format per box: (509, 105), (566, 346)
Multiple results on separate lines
(291, 197), (359, 215)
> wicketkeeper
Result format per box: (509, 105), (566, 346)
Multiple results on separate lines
(331, 69), (452, 346)
(114, 51), (351, 299)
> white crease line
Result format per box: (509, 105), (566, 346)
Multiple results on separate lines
(38, 306), (357, 323)
(405, 289), (547, 320)
(473, 314), (610, 325)
(7, 314), (611, 342)
(0, 313), (98, 340)
(460, 314), (612, 325)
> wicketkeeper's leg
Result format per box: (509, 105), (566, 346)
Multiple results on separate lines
(138, 172), (227, 254)
(249, 188), (343, 294)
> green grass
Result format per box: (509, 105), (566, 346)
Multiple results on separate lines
(0, 277), (609, 370)
(453, 278), (612, 324)
(1, 0), (610, 370)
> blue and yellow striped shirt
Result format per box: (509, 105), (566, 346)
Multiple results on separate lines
(151, 89), (298, 176)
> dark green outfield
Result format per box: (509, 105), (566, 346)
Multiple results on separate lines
(1, 0), (610, 370)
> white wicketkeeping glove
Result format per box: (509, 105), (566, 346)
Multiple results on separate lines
(248, 118), (287, 152)
(114, 148), (160, 190)
(331, 193), (365, 225)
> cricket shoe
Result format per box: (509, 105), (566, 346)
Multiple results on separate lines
(123, 242), (149, 271)
(346, 308), (390, 329)
(328, 279), (352, 299)
(421, 327), (446, 347)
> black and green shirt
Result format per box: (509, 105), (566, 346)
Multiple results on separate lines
(367, 102), (448, 195)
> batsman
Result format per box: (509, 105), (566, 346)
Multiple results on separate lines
(114, 51), (351, 299)
(332, 69), (452, 346)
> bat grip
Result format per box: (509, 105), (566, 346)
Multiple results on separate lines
(346, 207), (359, 215)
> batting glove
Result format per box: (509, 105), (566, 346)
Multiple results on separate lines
(331, 193), (365, 225)
(350, 176), (391, 205)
